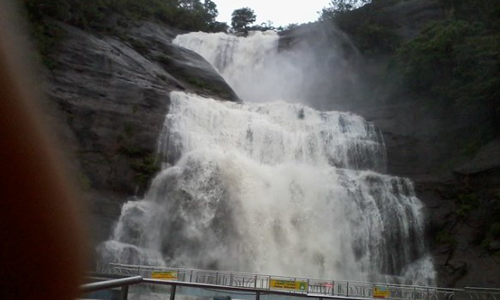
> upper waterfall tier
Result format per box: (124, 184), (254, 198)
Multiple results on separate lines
(159, 92), (386, 172)
(174, 31), (279, 74)
(174, 31), (308, 103)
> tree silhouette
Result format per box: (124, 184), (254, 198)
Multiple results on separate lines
(231, 7), (256, 34)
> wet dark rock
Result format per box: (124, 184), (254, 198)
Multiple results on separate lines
(44, 20), (238, 245)
(415, 178), (500, 287)
(455, 139), (500, 187)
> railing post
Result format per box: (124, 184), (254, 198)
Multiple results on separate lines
(120, 285), (129, 300)
(190, 269), (194, 282)
(230, 273), (234, 286)
(255, 275), (258, 288)
(347, 282), (349, 297)
(332, 281), (335, 296)
(170, 284), (177, 300)
(307, 279), (310, 294)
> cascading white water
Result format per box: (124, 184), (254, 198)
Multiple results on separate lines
(173, 31), (317, 104)
(100, 31), (435, 285)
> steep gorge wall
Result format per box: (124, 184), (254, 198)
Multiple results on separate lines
(43, 19), (238, 245)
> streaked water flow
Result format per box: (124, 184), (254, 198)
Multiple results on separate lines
(101, 31), (435, 286)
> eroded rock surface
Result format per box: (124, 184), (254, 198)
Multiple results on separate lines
(45, 20), (238, 244)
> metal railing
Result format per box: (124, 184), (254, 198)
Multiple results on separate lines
(92, 263), (499, 300)
(86, 265), (500, 300)
(462, 288), (500, 300)
(81, 275), (143, 300)
(81, 275), (143, 292)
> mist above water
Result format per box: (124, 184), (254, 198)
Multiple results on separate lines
(100, 30), (435, 285)
(173, 29), (363, 110)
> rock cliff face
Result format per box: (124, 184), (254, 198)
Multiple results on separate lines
(44, 19), (238, 245)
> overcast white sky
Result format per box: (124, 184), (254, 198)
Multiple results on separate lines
(213, 0), (332, 27)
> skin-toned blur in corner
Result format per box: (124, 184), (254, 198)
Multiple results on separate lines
(0, 1), (88, 299)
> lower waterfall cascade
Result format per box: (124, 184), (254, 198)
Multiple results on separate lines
(100, 30), (436, 286)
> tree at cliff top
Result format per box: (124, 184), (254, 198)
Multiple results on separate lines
(231, 7), (257, 35)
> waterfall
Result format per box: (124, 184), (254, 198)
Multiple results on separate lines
(100, 31), (435, 285)
(173, 31), (318, 104)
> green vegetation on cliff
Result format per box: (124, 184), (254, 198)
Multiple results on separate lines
(21, 0), (228, 64)
(396, 0), (499, 135)
(319, 0), (401, 55)
(321, 0), (499, 143)
(23, 0), (227, 32)
(321, 0), (499, 111)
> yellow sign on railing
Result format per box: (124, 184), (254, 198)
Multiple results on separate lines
(270, 279), (308, 292)
(373, 286), (391, 298)
(151, 271), (178, 280)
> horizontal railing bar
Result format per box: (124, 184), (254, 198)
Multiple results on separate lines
(80, 276), (143, 292)
(465, 287), (500, 292)
(142, 278), (370, 300)
(86, 275), (129, 281)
